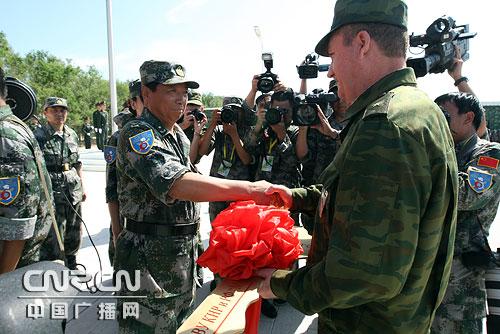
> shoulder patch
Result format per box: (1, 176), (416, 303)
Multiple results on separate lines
(362, 92), (394, 119)
(129, 129), (154, 154)
(477, 156), (499, 169)
(468, 168), (493, 193)
(0, 177), (20, 205)
(104, 145), (117, 164)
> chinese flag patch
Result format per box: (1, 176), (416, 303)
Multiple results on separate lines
(478, 156), (499, 169)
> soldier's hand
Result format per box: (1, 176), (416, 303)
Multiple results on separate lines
(210, 110), (221, 128)
(311, 105), (339, 140)
(255, 268), (279, 299)
(180, 113), (195, 130)
(270, 120), (287, 141)
(222, 121), (238, 138)
(272, 80), (288, 93)
(194, 114), (207, 133)
(264, 184), (293, 209)
(251, 74), (260, 93)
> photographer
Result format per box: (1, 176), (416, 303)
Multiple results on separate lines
(432, 92), (500, 334)
(198, 96), (253, 223)
(0, 67), (53, 273)
(178, 90), (208, 164)
(295, 79), (346, 234)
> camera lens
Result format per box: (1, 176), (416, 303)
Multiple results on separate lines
(294, 104), (318, 126)
(189, 109), (205, 121)
(220, 107), (235, 123)
(258, 77), (275, 93)
(265, 107), (283, 126)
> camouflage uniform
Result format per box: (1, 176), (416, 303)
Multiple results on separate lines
(93, 106), (108, 151)
(206, 123), (252, 222)
(106, 111), (134, 265)
(432, 134), (500, 334)
(115, 60), (200, 333)
(35, 119), (83, 266)
(0, 105), (53, 268)
(81, 122), (93, 149)
(270, 68), (459, 333)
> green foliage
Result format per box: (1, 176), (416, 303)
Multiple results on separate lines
(202, 92), (224, 108)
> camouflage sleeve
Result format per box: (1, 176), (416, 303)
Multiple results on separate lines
(0, 135), (38, 240)
(270, 116), (431, 314)
(457, 156), (500, 211)
(105, 134), (119, 203)
(276, 126), (299, 164)
(290, 185), (322, 217)
(243, 126), (263, 156)
(118, 123), (190, 205)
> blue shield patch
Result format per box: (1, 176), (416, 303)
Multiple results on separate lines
(129, 130), (154, 155)
(104, 145), (117, 164)
(468, 169), (493, 193)
(0, 177), (20, 205)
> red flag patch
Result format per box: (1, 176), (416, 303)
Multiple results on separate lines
(478, 156), (499, 169)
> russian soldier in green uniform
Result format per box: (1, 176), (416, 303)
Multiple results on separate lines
(255, 1), (459, 333)
(432, 92), (500, 334)
(35, 97), (86, 270)
(0, 68), (53, 273)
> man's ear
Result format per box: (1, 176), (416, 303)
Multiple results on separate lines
(141, 85), (150, 108)
(355, 30), (372, 59)
(465, 111), (475, 125)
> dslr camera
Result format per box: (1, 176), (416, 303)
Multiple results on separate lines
(296, 53), (330, 79)
(293, 89), (339, 126)
(265, 106), (287, 126)
(188, 108), (205, 121)
(257, 53), (278, 93)
(220, 104), (241, 124)
(407, 16), (476, 77)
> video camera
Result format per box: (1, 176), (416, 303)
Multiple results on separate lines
(5, 77), (37, 121)
(257, 53), (278, 93)
(296, 53), (330, 79)
(407, 16), (476, 78)
(292, 89), (339, 126)
(188, 108), (205, 122)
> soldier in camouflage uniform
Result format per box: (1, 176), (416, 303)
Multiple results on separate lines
(81, 117), (93, 149)
(115, 60), (272, 333)
(199, 97), (254, 222)
(35, 97), (85, 270)
(255, 1), (459, 333)
(432, 92), (500, 334)
(0, 68), (53, 273)
(177, 91), (208, 165)
(244, 89), (302, 189)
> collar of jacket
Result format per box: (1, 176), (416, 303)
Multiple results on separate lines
(343, 68), (417, 123)
(43, 123), (70, 138)
(0, 104), (13, 119)
(140, 108), (182, 139)
(455, 133), (478, 167)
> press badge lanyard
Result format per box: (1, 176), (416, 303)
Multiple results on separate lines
(222, 134), (236, 167)
(268, 137), (278, 154)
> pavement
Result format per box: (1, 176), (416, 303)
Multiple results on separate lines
(69, 146), (500, 333)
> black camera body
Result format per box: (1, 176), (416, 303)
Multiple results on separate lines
(5, 77), (37, 121)
(265, 106), (286, 126)
(293, 91), (339, 126)
(188, 108), (205, 121)
(258, 53), (278, 93)
(407, 16), (476, 78)
(297, 53), (330, 79)
(220, 105), (240, 124)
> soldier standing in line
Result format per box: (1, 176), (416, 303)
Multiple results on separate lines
(432, 92), (500, 334)
(255, 1), (459, 333)
(35, 97), (86, 270)
(81, 116), (93, 149)
(93, 101), (108, 151)
(105, 80), (143, 265)
(0, 67), (53, 273)
(114, 60), (271, 333)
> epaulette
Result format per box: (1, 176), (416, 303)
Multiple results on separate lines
(362, 92), (394, 120)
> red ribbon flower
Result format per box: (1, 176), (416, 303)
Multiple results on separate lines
(197, 201), (303, 280)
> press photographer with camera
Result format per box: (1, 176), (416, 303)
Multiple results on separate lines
(431, 92), (500, 334)
(0, 67), (53, 273)
(177, 90), (208, 164)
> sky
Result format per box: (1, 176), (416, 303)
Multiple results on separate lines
(2, 0), (499, 106)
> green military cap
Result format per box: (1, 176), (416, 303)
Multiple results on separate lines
(129, 79), (142, 99)
(187, 90), (203, 106)
(222, 96), (243, 107)
(139, 60), (199, 89)
(315, 0), (408, 57)
(44, 97), (68, 110)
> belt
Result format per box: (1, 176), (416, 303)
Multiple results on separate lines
(124, 218), (199, 236)
(46, 164), (71, 172)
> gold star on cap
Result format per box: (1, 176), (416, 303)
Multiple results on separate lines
(175, 65), (185, 77)
(57, 99), (63, 105)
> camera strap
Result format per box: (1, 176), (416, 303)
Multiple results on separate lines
(223, 134), (236, 163)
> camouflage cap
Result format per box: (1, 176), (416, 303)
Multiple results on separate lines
(113, 110), (134, 129)
(222, 96), (243, 107)
(315, 0), (408, 57)
(139, 60), (199, 89)
(129, 79), (142, 99)
(187, 90), (203, 106)
(44, 97), (68, 110)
